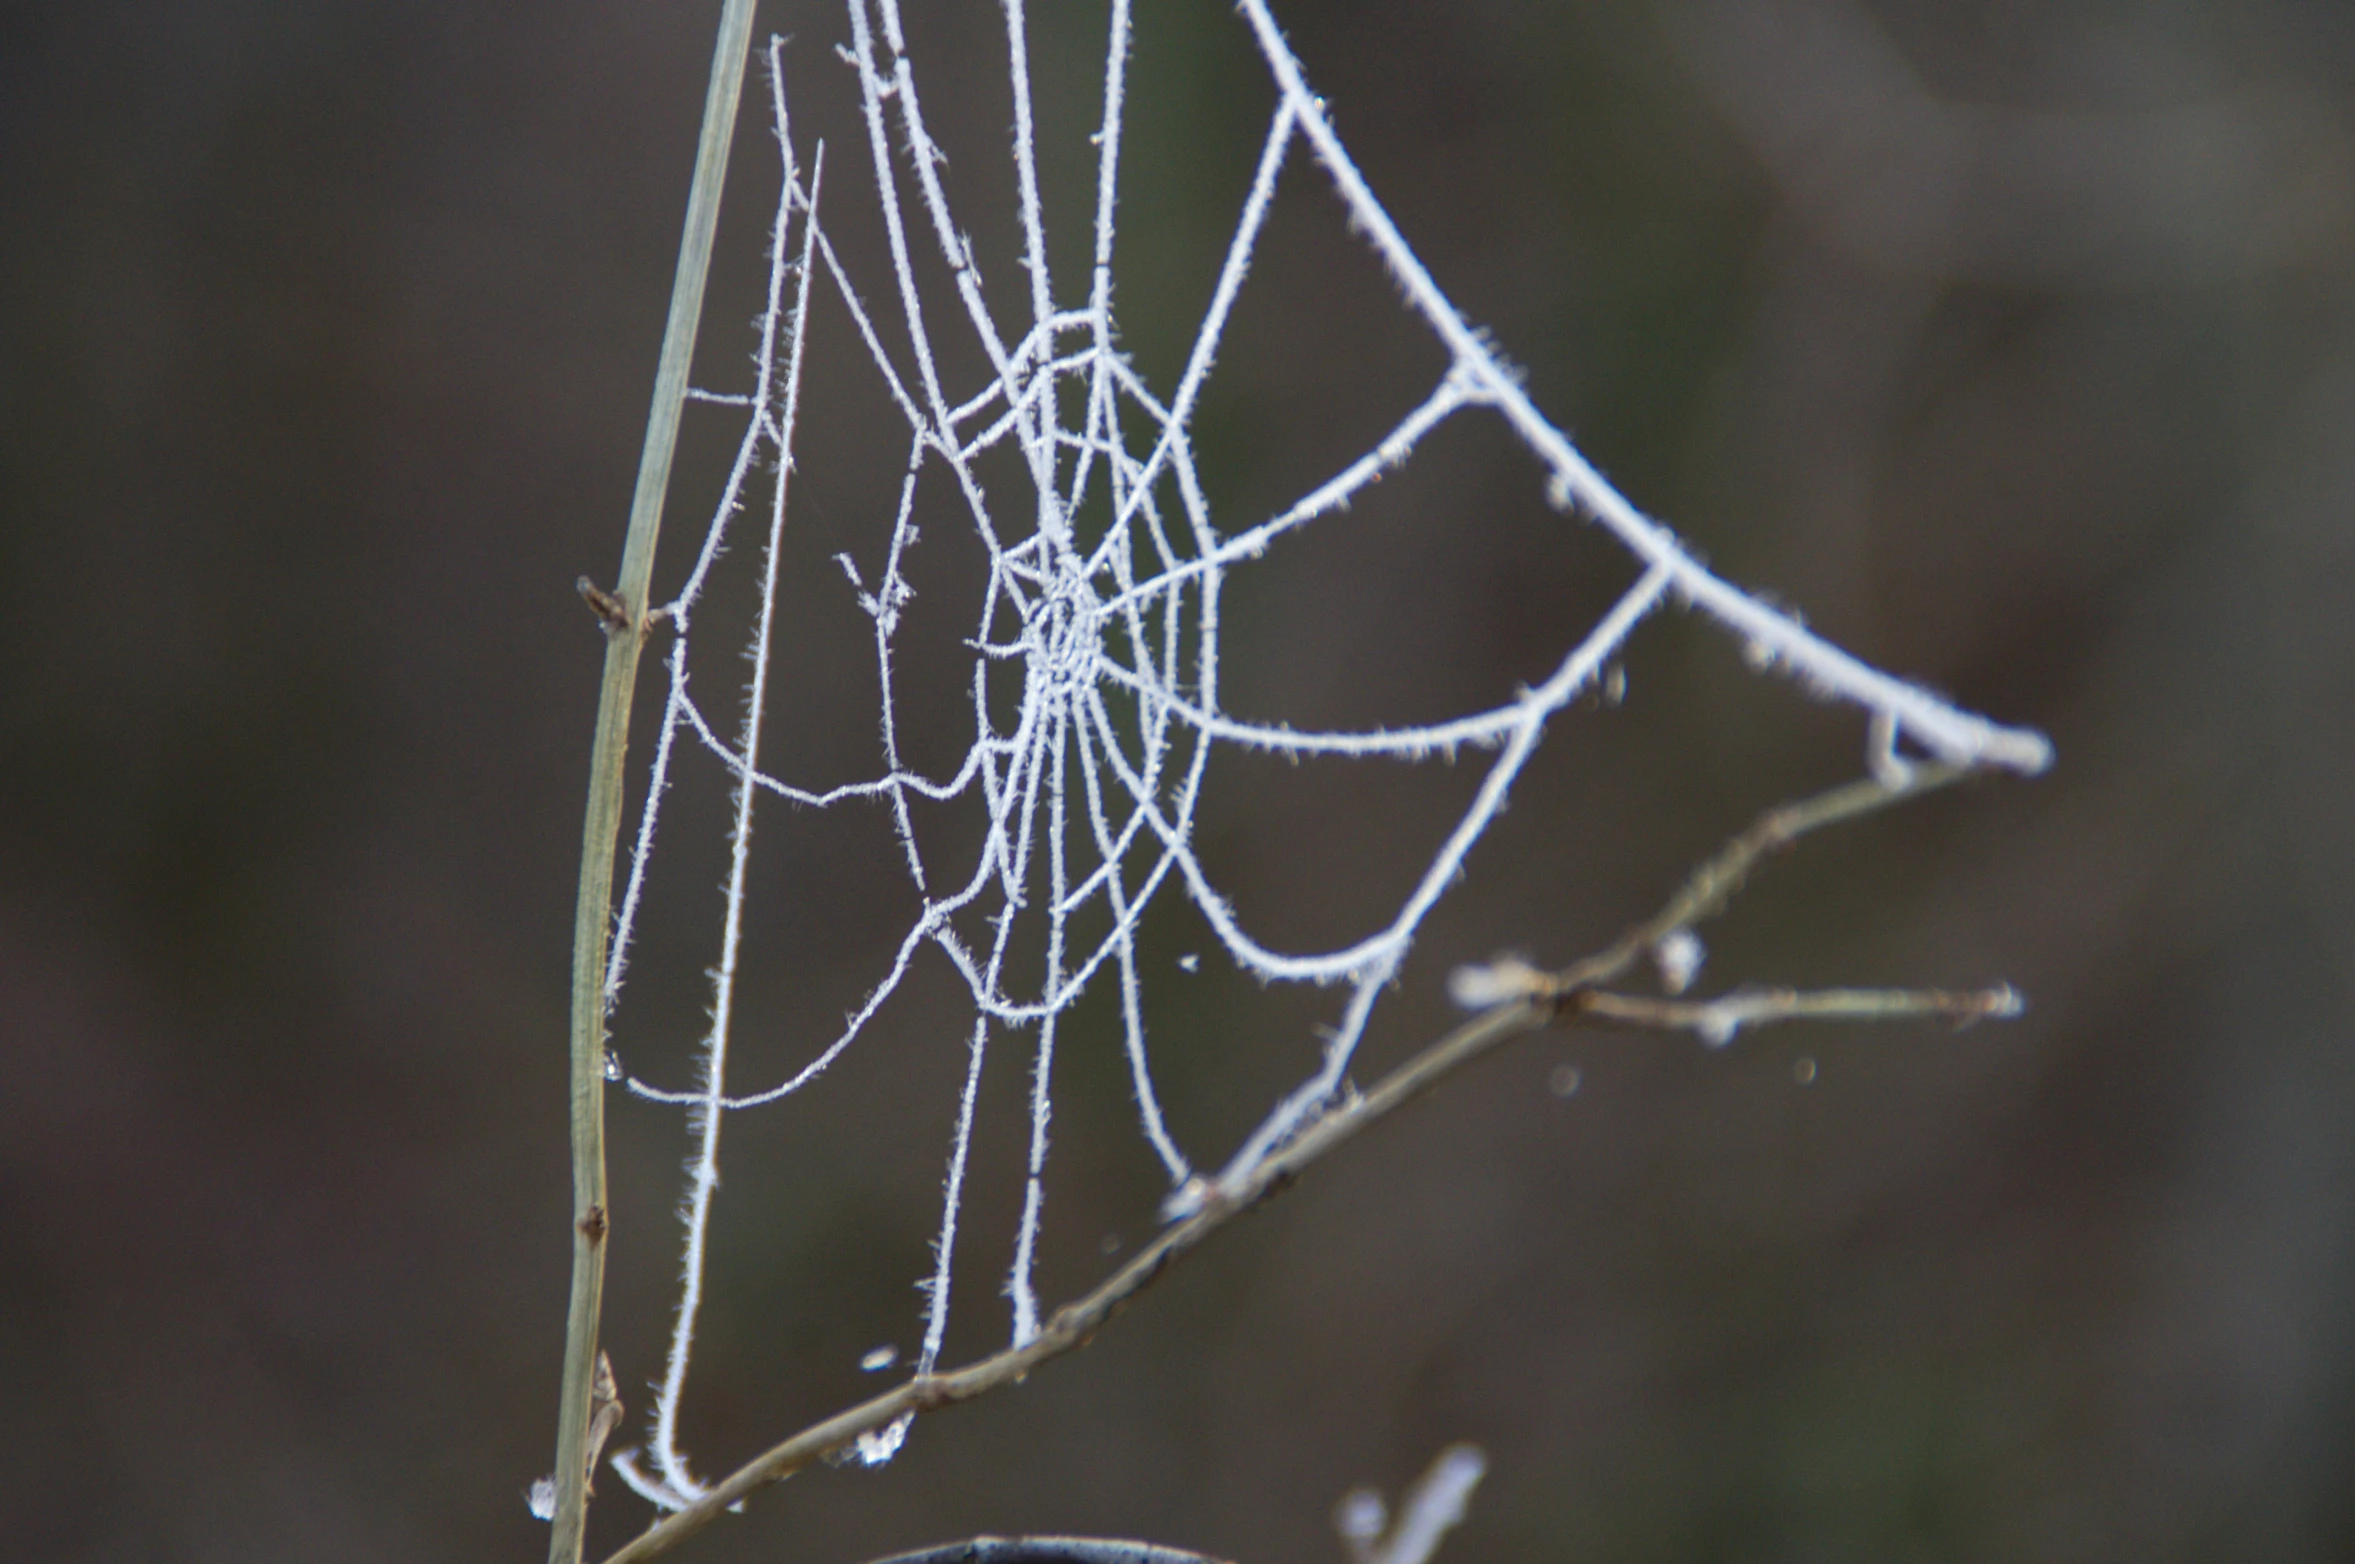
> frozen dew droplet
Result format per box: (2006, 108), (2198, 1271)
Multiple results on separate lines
(1793, 1055), (1818, 1085)
(603, 1049), (623, 1083)
(1696, 1011), (1741, 1049)
(1177, 952), (1199, 973)
(1602, 662), (1626, 705)
(1162, 1174), (1214, 1222)
(855, 1415), (910, 1467)
(1548, 1063), (1582, 1098)
(1448, 954), (1546, 1009)
(1742, 636), (1777, 671)
(527, 1477), (557, 1522)
(1335, 1486), (1388, 1548)
(859, 1344), (898, 1373)
(1652, 929), (1704, 995)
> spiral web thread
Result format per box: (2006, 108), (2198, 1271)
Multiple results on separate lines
(602, 0), (2053, 1512)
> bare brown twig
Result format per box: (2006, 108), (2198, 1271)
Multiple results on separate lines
(1577, 982), (2020, 1041)
(594, 761), (2015, 1564)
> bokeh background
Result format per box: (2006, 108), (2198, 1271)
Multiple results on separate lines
(7, 1), (2355, 1559)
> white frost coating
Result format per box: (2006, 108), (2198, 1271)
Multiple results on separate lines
(1379, 1445), (1488, 1564)
(854, 1418), (909, 1467)
(612, 44), (823, 1514)
(598, 4), (2052, 1503)
(1230, 0), (2051, 779)
(1447, 953), (1549, 1011)
(1335, 1444), (1489, 1564)
(1336, 1488), (1388, 1562)
(1654, 929), (1706, 995)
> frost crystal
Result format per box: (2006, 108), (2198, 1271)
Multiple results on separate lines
(1449, 954), (1548, 1010)
(1653, 929), (1705, 995)
(854, 1416), (910, 1468)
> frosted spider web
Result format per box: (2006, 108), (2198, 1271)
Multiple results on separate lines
(599, 0), (2053, 1513)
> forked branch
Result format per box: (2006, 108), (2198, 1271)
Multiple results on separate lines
(597, 761), (2018, 1564)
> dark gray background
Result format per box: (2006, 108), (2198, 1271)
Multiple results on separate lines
(6, 1), (2354, 1559)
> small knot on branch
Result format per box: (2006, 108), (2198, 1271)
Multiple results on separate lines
(577, 575), (633, 637)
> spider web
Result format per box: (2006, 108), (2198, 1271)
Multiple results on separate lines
(600, 0), (2052, 1512)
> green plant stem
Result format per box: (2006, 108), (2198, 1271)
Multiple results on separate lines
(550, 6), (759, 1562)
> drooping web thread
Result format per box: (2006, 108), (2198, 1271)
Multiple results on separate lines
(604, 0), (2053, 1513)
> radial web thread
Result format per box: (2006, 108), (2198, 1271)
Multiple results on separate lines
(601, 0), (2052, 1512)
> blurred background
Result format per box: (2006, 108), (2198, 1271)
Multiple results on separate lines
(6, 0), (2354, 1559)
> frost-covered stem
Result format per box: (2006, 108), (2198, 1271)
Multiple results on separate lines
(591, 766), (2020, 1564)
(549, 5), (755, 1560)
